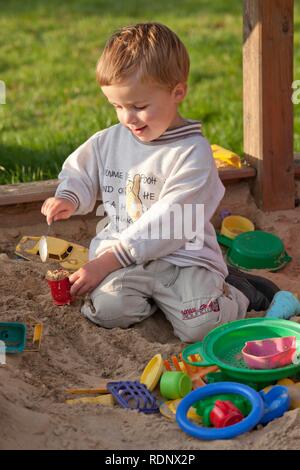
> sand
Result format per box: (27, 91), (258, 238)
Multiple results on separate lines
(1, 181), (300, 450)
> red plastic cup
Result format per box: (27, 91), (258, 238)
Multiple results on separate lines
(210, 400), (244, 428)
(47, 276), (72, 306)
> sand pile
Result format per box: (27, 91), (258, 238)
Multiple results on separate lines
(1, 182), (300, 450)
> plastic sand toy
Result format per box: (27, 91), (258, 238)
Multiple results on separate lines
(159, 399), (201, 423)
(39, 222), (53, 262)
(24, 323), (43, 352)
(204, 370), (271, 391)
(163, 354), (217, 388)
(160, 371), (192, 400)
(193, 393), (251, 426)
(266, 291), (300, 320)
(107, 381), (159, 414)
(0, 322), (26, 353)
(176, 382), (264, 440)
(278, 382), (300, 409)
(258, 385), (290, 425)
(220, 215), (254, 240)
(65, 394), (114, 406)
(46, 269), (72, 305)
(182, 318), (300, 383)
(242, 336), (297, 370)
(140, 354), (164, 391)
(217, 230), (291, 271)
(211, 145), (242, 169)
(15, 236), (88, 271)
(39, 236), (49, 263)
(209, 400), (244, 428)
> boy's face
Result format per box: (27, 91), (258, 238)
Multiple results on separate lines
(101, 76), (186, 142)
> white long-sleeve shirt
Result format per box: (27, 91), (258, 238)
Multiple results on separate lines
(56, 120), (228, 278)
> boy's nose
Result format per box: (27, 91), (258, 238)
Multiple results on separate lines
(123, 109), (137, 125)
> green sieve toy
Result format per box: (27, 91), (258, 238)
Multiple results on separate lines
(182, 318), (300, 384)
(217, 230), (291, 271)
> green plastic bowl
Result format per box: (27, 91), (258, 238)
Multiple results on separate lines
(217, 230), (291, 271)
(182, 318), (300, 383)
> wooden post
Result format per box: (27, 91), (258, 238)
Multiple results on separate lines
(243, 0), (294, 211)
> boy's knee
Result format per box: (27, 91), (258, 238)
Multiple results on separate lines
(81, 291), (129, 328)
(81, 291), (153, 329)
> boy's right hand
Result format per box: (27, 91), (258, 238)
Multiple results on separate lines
(41, 197), (77, 225)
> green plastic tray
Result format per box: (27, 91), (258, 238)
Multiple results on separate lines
(217, 230), (291, 271)
(182, 318), (300, 383)
(0, 322), (26, 353)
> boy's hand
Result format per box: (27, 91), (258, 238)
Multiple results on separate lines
(41, 197), (77, 225)
(69, 249), (123, 297)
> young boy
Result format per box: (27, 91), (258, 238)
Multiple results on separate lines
(41, 23), (278, 342)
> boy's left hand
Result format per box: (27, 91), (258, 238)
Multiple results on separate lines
(69, 250), (122, 297)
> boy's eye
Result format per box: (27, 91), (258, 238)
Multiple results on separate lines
(112, 104), (147, 111)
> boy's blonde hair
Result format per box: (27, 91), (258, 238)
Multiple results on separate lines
(96, 23), (190, 90)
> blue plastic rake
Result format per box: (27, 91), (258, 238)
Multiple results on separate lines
(107, 381), (159, 414)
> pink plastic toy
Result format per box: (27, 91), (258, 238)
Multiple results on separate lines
(242, 336), (296, 370)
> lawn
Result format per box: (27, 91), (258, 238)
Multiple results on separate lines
(0, 0), (300, 184)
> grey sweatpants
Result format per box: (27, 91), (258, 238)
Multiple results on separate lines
(81, 260), (249, 343)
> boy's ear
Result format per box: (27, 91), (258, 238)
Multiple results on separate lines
(173, 82), (187, 103)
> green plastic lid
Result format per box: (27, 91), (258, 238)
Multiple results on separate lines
(226, 230), (291, 270)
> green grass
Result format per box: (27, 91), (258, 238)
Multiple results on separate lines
(0, 0), (300, 184)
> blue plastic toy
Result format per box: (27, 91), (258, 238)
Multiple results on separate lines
(107, 381), (159, 414)
(266, 291), (300, 319)
(176, 382), (264, 440)
(0, 322), (26, 353)
(259, 385), (290, 425)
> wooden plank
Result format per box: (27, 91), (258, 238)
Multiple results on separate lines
(243, 0), (294, 210)
(2, 158), (300, 207)
(0, 201), (99, 228)
(294, 159), (300, 178)
(0, 167), (258, 207)
(0, 179), (59, 206)
(219, 166), (256, 182)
